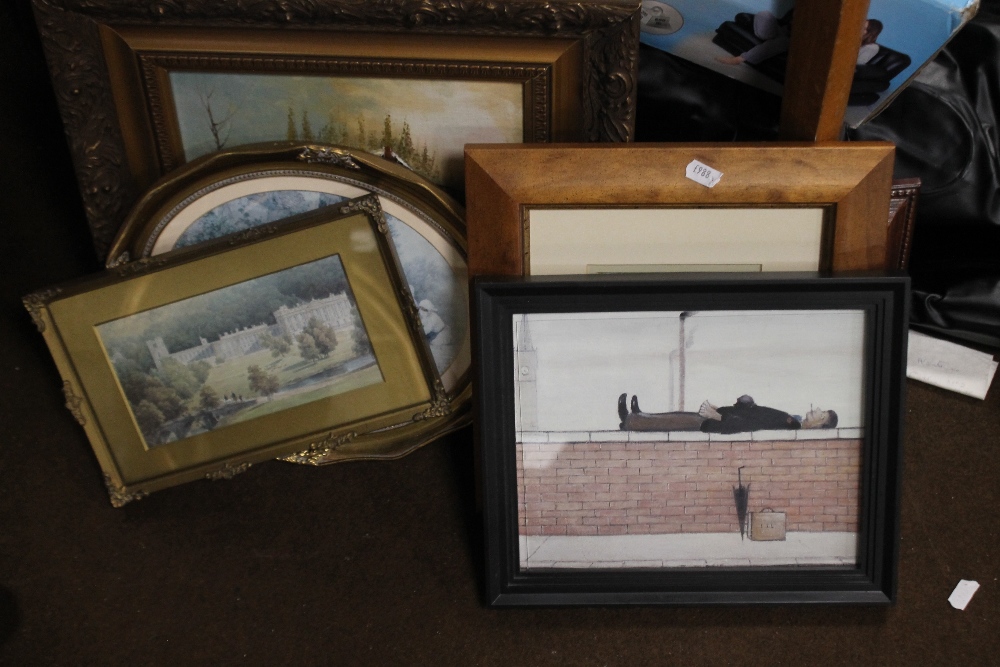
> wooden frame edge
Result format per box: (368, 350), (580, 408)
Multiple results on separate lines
(465, 142), (897, 277)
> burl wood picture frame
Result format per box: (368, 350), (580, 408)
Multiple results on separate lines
(32, 0), (641, 256)
(465, 142), (897, 277)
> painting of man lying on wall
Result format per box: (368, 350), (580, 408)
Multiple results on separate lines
(513, 309), (863, 436)
(510, 307), (867, 570)
(618, 393), (838, 433)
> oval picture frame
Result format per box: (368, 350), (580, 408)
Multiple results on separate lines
(107, 142), (470, 465)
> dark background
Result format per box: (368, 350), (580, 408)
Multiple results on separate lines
(2, 1), (998, 664)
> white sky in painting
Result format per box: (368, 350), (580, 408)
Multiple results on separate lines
(516, 310), (867, 431)
(170, 72), (523, 189)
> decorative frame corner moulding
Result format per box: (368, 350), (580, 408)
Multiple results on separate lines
(32, 0), (641, 256)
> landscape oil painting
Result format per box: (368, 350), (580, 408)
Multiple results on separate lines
(513, 309), (867, 570)
(97, 254), (380, 448)
(169, 72), (524, 191)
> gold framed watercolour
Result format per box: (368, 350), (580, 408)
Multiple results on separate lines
(26, 196), (441, 505)
(107, 142), (472, 465)
(32, 0), (641, 255)
(465, 142), (897, 277)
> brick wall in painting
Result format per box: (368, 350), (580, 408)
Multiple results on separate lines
(516, 430), (862, 537)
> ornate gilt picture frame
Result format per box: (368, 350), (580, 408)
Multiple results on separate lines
(106, 141), (473, 466)
(32, 0), (641, 256)
(25, 196), (443, 506)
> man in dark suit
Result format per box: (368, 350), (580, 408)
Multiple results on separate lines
(618, 393), (838, 433)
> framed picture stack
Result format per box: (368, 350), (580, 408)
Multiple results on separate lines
(465, 140), (911, 606)
(25, 0), (912, 609)
(106, 141), (475, 467)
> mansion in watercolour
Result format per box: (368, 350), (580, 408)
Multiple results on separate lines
(147, 292), (355, 370)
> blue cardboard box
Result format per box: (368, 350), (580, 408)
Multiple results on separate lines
(639, 0), (979, 127)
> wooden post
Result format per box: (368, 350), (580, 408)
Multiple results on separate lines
(778, 0), (872, 141)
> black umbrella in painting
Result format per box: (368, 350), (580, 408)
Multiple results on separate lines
(733, 466), (750, 540)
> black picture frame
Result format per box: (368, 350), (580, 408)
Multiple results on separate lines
(474, 273), (908, 606)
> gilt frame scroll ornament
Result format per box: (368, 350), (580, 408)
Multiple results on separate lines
(24, 289), (61, 333)
(204, 462), (252, 481)
(104, 474), (147, 508)
(32, 0), (641, 256)
(25, 195), (447, 505)
(61, 381), (86, 426)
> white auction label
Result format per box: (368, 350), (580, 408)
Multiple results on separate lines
(907, 331), (998, 399)
(948, 580), (980, 610)
(686, 160), (723, 188)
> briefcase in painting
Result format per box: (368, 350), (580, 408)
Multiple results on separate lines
(750, 509), (786, 541)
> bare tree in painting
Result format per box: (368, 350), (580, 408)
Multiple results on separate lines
(284, 103), (442, 182)
(356, 116), (366, 147)
(301, 109), (314, 141)
(287, 107), (298, 141)
(199, 88), (236, 151)
(381, 113), (394, 149)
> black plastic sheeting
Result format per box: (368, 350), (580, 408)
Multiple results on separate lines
(636, 4), (1000, 349)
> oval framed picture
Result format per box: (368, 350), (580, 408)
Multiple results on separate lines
(108, 142), (470, 465)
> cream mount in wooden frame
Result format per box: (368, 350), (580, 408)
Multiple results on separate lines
(464, 143), (897, 277)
